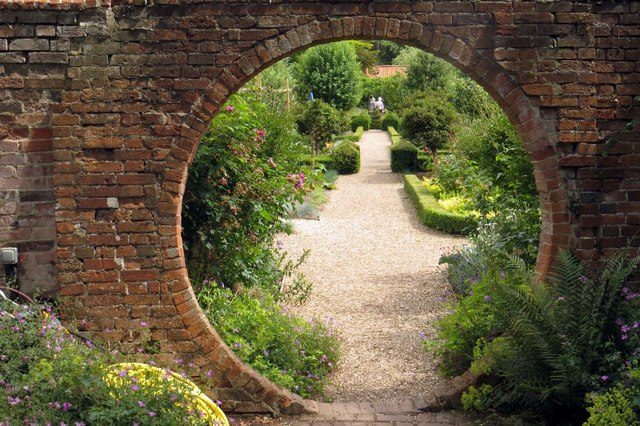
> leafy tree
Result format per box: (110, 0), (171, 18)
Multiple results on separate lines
(297, 100), (344, 154)
(449, 74), (498, 119)
(297, 42), (363, 110)
(376, 40), (404, 64)
(400, 93), (457, 150)
(405, 51), (454, 92)
(360, 74), (408, 112)
(348, 40), (379, 73)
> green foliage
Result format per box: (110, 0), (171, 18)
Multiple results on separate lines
(449, 74), (498, 119)
(439, 222), (515, 295)
(369, 109), (382, 130)
(405, 51), (454, 92)
(348, 40), (379, 73)
(392, 46), (422, 67)
(197, 285), (340, 398)
(331, 141), (361, 175)
(585, 387), (638, 426)
(0, 301), (208, 424)
(297, 42), (363, 110)
(248, 59), (297, 111)
(441, 251), (640, 422)
(401, 94), (457, 150)
(376, 40), (404, 65)
(434, 112), (540, 265)
(381, 112), (400, 131)
(360, 75), (408, 111)
(183, 94), (308, 289)
(462, 385), (496, 413)
(390, 130), (418, 173)
(298, 100), (345, 154)
(403, 175), (477, 235)
(351, 113), (371, 131)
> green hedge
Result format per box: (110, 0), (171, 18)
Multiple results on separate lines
(332, 141), (360, 174)
(300, 153), (334, 169)
(337, 126), (364, 143)
(389, 126), (418, 173)
(403, 174), (477, 235)
(381, 112), (400, 131)
(351, 114), (371, 131)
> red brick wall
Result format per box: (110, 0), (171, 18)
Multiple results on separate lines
(1, 0), (639, 415)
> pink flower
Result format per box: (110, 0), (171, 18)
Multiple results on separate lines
(226, 105), (235, 112)
(131, 384), (140, 391)
(137, 400), (145, 407)
(148, 412), (156, 417)
(62, 402), (72, 411)
(140, 321), (148, 327)
(256, 129), (266, 137)
(118, 370), (127, 378)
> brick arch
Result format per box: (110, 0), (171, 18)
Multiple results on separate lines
(3, 0), (639, 418)
(157, 17), (569, 415)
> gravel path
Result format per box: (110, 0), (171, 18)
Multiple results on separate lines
(280, 130), (467, 402)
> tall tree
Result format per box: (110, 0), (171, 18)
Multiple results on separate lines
(297, 42), (363, 110)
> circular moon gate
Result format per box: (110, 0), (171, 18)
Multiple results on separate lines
(2, 0), (639, 416)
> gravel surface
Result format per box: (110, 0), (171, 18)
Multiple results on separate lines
(280, 130), (467, 402)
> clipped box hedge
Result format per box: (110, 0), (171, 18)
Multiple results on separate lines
(389, 126), (419, 173)
(403, 174), (477, 235)
(332, 140), (360, 174)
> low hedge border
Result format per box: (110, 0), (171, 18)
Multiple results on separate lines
(339, 126), (364, 143)
(403, 174), (477, 236)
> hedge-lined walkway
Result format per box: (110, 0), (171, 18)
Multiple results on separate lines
(282, 130), (466, 402)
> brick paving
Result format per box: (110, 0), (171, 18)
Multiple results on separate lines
(236, 399), (475, 425)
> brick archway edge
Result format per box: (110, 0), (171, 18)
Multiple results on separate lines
(1, 0), (639, 415)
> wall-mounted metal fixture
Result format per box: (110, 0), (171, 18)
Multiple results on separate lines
(0, 248), (18, 265)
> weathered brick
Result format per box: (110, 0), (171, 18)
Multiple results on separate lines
(8, 38), (48, 51)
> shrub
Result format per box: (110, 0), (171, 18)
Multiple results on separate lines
(460, 252), (640, 422)
(298, 100), (345, 154)
(405, 51), (455, 92)
(183, 94), (308, 289)
(403, 174), (477, 235)
(0, 301), (208, 425)
(401, 95), (457, 150)
(331, 140), (361, 174)
(381, 112), (400, 130)
(449, 74), (498, 119)
(198, 285), (339, 398)
(585, 387), (637, 426)
(369, 109), (382, 130)
(390, 130), (418, 173)
(350, 114), (371, 131)
(297, 42), (363, 110)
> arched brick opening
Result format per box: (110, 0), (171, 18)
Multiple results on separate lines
(1, 0), (639, 417)
(160, 19), (569, 415)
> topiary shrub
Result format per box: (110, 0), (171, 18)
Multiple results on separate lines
(297, 100), (344, 154)
(350, 114), (371, 131)
(401, 95), (457, 151)
(369, 109), (382, 130)
(390, 134), (418, 172)
(331, 141), (360, 174)
(381, 112), (400, 131)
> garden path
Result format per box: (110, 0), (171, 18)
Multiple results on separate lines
(281, 130), (466, 402)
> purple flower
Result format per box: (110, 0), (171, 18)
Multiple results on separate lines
(226, 105), (235, 112)
(148, 412), (156, 417)
(131, 384), (140, 391)
(216, 400), (222, 407)
(557, 296), (566, 302)
(579, 275), (588, 284)
(118, 370), (127, 378)
(62, 402), (72, 411)
(418, 331), (427, 340)
(232, 342), (242, 349)
(600, 375), (609, 381)
(205, 369), (213, 378)
(137, 400), (145, 407)
(140, 321), (149, 327)
(7, 396), (21, 406)
(483, 295), (492, 302)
